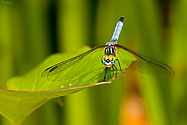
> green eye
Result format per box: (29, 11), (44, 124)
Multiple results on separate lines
(111, 60), (115, 64)
(102, 59), (105, 64)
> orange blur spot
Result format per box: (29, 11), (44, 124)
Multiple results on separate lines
(120, 94), (149, 125)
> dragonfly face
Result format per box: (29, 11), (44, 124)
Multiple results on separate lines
(102, 55), (116, 67)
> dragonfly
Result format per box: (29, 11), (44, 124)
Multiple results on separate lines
(41, 16), (174, 85)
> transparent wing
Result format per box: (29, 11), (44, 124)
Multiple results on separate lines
(115, 44), (174, 77)
(41, 45), (105, 77)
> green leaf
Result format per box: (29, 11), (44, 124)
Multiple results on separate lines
(0, 46), (136, 124)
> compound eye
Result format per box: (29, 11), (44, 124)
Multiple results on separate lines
(103, 55), (108, 61)
(109, 55), (114, 61)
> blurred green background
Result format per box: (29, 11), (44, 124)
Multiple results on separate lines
(0, 0), (186, 125)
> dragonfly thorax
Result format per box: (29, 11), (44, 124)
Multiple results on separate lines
(104, 45), (116, 56)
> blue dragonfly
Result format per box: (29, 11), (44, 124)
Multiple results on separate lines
(41, 16), (174, 84)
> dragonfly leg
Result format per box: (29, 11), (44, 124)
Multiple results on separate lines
(104, 67), (109, 81)
(116, 59), (122, 72)
(113, 64), (118, 77)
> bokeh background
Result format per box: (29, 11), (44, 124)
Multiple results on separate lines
(0, 0), (186, 125)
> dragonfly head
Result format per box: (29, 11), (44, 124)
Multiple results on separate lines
(102, 55), (116, 67)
